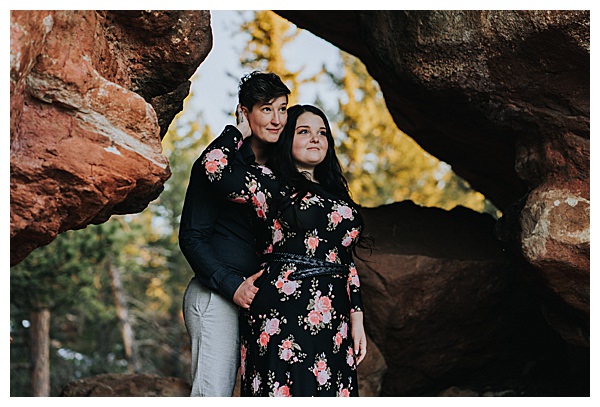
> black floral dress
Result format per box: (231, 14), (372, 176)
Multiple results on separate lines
(201, 126), (364, 397)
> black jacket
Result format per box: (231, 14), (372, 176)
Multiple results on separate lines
(179, 127), (260, 301)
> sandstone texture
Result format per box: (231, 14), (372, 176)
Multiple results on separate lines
(354, 202), (574, 395)
(10, 10), (211, 265)
(11, 10), (589, 396)
(277, 10), (589, 395)
(60, 373), (190, 396)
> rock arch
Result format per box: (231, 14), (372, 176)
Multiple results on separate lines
(10, 10), (589, 396)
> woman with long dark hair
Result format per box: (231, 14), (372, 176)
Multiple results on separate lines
(199, 104), (367, 396)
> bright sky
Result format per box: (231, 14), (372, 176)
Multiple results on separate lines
(4, 4), (596, 401)
(185, 10), (343, 132)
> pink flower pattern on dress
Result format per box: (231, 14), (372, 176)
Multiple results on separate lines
(341, 228), (360, 247)
(302, 281), (336, 334)
(272, 384), (291, 397)
(202, 147), (229, 181)
(257, 310), (286, 356)
(267, 371), (293, 397)
(298, 192), (325, 210)
(278, 335), (306, 364)
(326, 247), (340, 264)
(338, 387), (351, 397)
(335, 373), (354, 397)
(272, 219), (284, 245)
(269, 218), (296, 250)
(244, 177), (269, 220)
(326, 203), (355, 231)
(346, 346), (356, 368)
(304, 229), (325, 256)
(273, 264), (302, 301)
(240, 343), (247, 378)
(310, 353), (332, 390)
(251, 372), (262, 395)
(198, 127), (364, 396)
(258, 165), (273, 175)
(348, 264), (360, 288)
(333, 320), (349, 353)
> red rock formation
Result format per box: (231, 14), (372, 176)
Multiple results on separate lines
(356, 334), (387, 397)
(10, 10), (589, 397)
(277, 9), (589, 384)
(60, 373), (190, 396)
(355, 203), (518, 395)
(519, 184), (589, 347)
(276, 11), (589, 208)
(10, 11), (212, 265)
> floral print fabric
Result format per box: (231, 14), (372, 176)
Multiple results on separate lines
(201, 126), (364, 396)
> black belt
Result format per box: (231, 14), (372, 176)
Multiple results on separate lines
(260, 252), (348, 280)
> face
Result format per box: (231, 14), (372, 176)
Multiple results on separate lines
(291, 112), (329, 174)
(244, 95), (288, 144)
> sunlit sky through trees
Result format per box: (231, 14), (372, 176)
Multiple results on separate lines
(183, 10), (343, 132)
(171, 10), (499, 215)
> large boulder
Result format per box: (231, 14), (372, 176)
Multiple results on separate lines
(356, 202), (535, 395)
(10, 10), (589, 397)
(277, 8), (589, 358)
(10, 10), (212, 265)
(60, 373), (190, 396)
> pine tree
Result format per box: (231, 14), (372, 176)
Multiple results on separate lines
(9, 85), (216, 394)
(329, 52), (498, 216)
(239, 12), (497, 216)
(10, 222), (120, 395)
(239, 11), (323, 106)
(113, 92), (216, 378)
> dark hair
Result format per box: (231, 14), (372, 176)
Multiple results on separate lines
(268, 104), (372, 256)
(238, 71), (290, 111)
(267, 104), (350, 201)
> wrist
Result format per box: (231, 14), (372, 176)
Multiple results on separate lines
(350, 311), (363, 322)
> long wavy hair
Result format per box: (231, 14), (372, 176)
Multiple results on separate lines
(267, 104), (350, 202)
(267, 105), (372, 255)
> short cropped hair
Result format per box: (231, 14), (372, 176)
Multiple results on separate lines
(238, 71), (290, 111)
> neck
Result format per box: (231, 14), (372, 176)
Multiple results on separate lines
(248, 136), (269, 165)
(296, 166), (317, 182)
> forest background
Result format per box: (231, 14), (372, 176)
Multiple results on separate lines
(9, 10), (500, 396)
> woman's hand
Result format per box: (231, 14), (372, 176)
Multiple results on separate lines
(233, 269), (263, 309)
(235, 104), (251, 139)
(350, 311), (367, 366)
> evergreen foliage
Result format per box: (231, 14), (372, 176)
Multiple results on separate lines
(10, 11), (499, 396)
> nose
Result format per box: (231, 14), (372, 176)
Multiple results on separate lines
(271, 110), (281, 125)
(309, 132), (320, 142)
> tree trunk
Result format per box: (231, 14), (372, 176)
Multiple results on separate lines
(108, 258), (140, 373)
(30, 308), (50, 396)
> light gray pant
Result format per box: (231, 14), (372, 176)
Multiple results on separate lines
(183, 277), (240, 397)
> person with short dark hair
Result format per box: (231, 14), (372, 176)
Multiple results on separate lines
(199, 103), (368, 396)
(179, 71), (290, 396)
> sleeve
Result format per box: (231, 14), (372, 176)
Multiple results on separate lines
(347, 262), (364, 313)
(178, 156), (244, 301)
(200, 125), (246, 188)
(199, 125), (277, 222)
